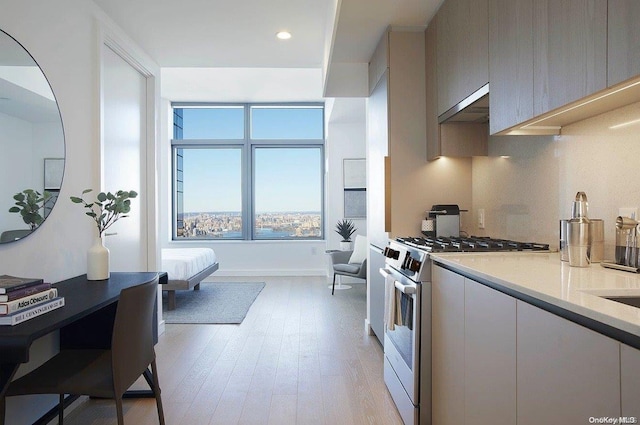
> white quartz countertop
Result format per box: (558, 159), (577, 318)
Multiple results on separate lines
(430, 251), (640, 339)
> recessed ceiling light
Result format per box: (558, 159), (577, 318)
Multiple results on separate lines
(276, 31), (292, 40)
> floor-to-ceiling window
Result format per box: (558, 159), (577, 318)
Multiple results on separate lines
(171, 103), (324, 240)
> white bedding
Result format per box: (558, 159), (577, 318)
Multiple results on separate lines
(161, 248), (217, 281)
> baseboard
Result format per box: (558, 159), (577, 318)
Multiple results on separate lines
(158, 319), (166, 335)
(364, 318), (373, 335)
(204, 269), (327, 278)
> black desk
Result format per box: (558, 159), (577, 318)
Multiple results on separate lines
(0, 272), (166, 418)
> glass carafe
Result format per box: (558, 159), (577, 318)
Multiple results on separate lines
(615, 216), (638, 267)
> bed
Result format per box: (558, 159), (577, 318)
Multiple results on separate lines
(161, 248), (219, 310)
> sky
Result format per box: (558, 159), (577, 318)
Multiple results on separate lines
(180, 106), (323, 213)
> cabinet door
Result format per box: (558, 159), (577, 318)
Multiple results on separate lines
(464, 280), (516, 425)
(366, 71), (389, 248)
(533, 0), (607, 115)
(517, 301), (620, 425)
(432, 265), (465, 425)
(425, 19), (440, 161)
(436, 0), (489, 116)
(368, 245), (386, 345)
(621, 343), (640, 419)
(608, 0), (640, 87)
(387, 30), (426, 238)
(488, 0), (534, 134)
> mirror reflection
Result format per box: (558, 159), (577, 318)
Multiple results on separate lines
(0, 29), (65, 243)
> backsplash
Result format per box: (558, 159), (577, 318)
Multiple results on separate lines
(472, 100), (640, 259)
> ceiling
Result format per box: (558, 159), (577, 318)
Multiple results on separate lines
(93, 0), (443, 100)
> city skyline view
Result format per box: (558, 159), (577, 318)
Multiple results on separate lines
(174, 105), (324, 240)
(181, 211), (321, 239)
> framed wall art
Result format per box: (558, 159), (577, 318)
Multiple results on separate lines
(343, 158), (366, 218)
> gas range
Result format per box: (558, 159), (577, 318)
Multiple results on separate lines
(383, 236), (550, 283)
(380, 235), (550, 425)
(396, 235), (550, 253)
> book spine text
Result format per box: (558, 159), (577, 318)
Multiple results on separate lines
(0, 288), (58, 315)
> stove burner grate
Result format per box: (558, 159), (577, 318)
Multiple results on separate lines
(396, 236), (549, 252)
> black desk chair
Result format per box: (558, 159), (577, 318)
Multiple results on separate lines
(0, 277), (165, 425)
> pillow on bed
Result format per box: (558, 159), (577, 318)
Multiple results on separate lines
(349, 235), (368, 264)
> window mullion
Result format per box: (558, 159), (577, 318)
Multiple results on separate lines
(244, 104), (252, 241)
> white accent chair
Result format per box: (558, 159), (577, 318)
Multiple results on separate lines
(329, 235), (368, 295)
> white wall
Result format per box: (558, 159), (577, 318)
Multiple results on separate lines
(159, 98), (367, 277)
(0, 2), (157, 422)
(0, 112), (35, 231)
(0, 114), (65, 235)
(159, 100), (329, 276)
(472, 100), (640, 259)
(325, 98), (368, 278)
(325, 97), (368, 249)
(1, 0), (101, 280)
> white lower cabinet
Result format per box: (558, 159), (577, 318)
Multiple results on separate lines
(432, 266), (516, 425)
(432, 264), (632, 425)
(621, 343), (640, 419)
(432, 266), (465, 425)
(464, 280), (516, 425)
(516, 301), (620, 425)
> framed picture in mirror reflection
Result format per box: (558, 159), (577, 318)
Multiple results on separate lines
(44, 158), (64, 190)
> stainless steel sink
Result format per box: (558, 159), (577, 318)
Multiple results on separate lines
(603, 297), (640, 309)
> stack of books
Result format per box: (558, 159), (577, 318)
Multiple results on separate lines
(0, 275), (65, 326)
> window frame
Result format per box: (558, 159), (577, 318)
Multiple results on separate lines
(171, 102), (325, 241)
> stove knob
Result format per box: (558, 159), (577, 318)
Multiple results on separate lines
(383, 247), (400, 259)
(401, 253), (421, 272)
(407, 258), (422, 272)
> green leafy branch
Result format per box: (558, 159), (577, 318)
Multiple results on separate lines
(70, 189), (138, 237)
(8, 189), (53, 231)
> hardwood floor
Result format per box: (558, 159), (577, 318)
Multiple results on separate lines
(59, 276), (403, 425)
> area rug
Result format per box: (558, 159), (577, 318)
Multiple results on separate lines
(162, 282), (265, 324)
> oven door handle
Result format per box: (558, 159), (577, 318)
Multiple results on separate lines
(394, 280), (416, 295)
(380, 268), (417, 294)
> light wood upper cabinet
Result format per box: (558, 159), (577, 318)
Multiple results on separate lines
(608, 0), (640, 87)
(425, 19), (440, 160)
(488, 0), (534, 135)
(532, 0), (607, 116)
(436, 0), (489, 116)
(426, 17), (488, 160)
(366, 71), (389, 248)
(366, 29), (426, 243)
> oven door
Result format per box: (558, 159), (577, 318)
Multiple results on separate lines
(381, 267), (421, 405)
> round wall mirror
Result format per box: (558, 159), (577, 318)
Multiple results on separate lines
(0, 29), (65, 243)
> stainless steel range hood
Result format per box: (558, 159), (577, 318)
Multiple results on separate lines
(438, 83), (489, 124)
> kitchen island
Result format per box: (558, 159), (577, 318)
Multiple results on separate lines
(429, 251), (640, 425)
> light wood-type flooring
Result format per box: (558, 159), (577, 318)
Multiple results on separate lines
(57, 276), (403, 425)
